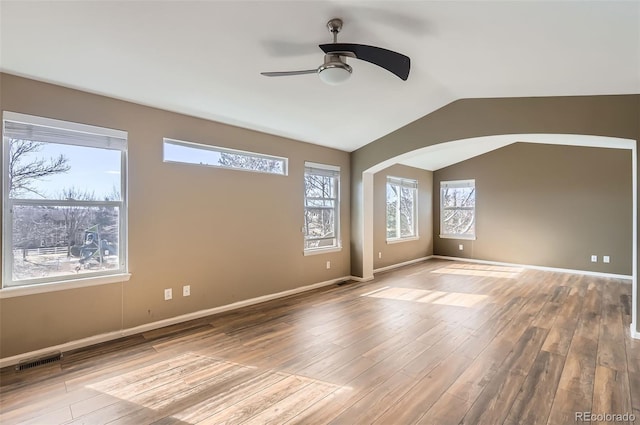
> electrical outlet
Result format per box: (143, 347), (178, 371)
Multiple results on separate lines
(326, 261), (331, 269)
(183, 285), (190, 296)
(603, 256), (610, 264)
(591, 255), (598, 263)
(164, 288), (172, 300)
(459, 244), (464, 251)
(378, 252), (382, 259)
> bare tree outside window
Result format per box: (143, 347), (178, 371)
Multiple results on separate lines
(59, 187), (96, 257)
(387, 177), (417, 240)
(8, 139), (70, 198)
(304, 164), (339, 250)
(163, 139), (287, 175)
(441, 180), (476, 238)
(218, 152), (284, 174)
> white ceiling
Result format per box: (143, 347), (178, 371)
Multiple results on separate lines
(1, 1), (639, 158)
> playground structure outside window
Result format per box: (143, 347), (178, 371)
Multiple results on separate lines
(2, 112), (128, 292)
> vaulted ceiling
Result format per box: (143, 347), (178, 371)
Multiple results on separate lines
(1, 1), (638, 154)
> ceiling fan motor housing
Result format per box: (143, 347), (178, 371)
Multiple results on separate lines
(318, 54), (352, 85)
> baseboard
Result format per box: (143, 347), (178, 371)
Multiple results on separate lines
(631, 324), (640, 340)
(0, 275), (350, 369)
(350, 275), (375, 282)
(373, 256), (432, 274)
(432, 255), (632, 281)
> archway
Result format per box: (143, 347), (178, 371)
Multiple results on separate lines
(360, 134), (637, 337)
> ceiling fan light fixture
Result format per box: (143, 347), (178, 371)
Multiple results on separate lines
(318, 62), (352, 85)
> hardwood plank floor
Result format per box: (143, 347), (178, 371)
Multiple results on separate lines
(1, 259), (638, 424)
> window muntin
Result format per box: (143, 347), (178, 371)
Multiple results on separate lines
(163, 138), (287, 176)
(304, 162), (340, 252)
(386, 176), (418, 241)
(2, 112), (127, 288)
(440, 179), (476, 239)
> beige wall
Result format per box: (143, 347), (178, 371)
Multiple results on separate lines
(373, 164), (433, 270)
(0, 73), (351, 358)
(1, 74), (639, 358)
(433, 143), (632, 274)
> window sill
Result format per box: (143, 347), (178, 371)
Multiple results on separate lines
(0, 273), (131, 299)
(439, 234), (477, 241)
(304, 246), (342, 256)
(386, 236), (420, 244)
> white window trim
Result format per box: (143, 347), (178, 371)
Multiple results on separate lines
(3, 112), (127, 147)
(303, 161), (341, 254)
(305, 161), (340, 172)
(440, 179), (476, 240)
(387, 236), (420, 244)
(2, 111), (129, 291)
(163, 138), (288, 176)
(386, 176), (419, 242)
(0, 273), (131, 299)
(303, 246), (342, 256)
(439, 234), (477, 241)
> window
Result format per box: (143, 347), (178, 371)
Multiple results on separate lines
(386, 176), (418, 241)
(440, 179), (476, 239)
(2, 112), (128, 289)
(163, 138), (287, 175)
(304, 162), (340, 253)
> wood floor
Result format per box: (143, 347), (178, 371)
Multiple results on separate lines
(1, 259), (639, 424)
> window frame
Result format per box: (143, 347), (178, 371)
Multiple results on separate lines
(163, 138), (288, 176)
(2, 111), (129, 295)
(303, 161), (341, 255)
(386, 176), (419, 243)
(440, 179), (476, 240)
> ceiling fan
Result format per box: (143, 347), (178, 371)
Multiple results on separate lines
(261, 18), (411, 85)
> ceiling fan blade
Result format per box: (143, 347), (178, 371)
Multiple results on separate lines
(260, 70), (317, 77)
(319, 43), (410, 80)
